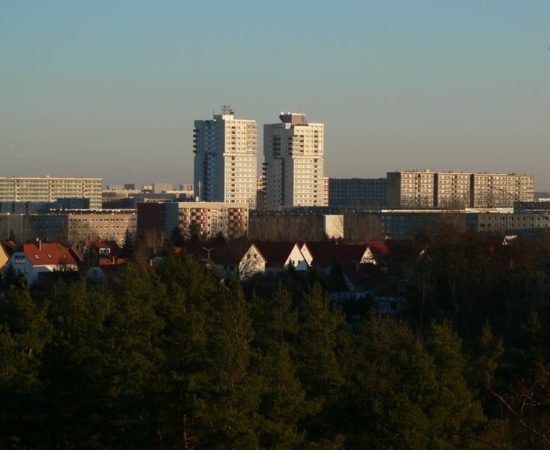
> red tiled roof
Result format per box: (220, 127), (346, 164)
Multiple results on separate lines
(23, 242), (78, 267)
(98, 257), (128, 267)
(360, 241), (391, 257)
(306, 242), (369, 268)
(252, 242), (297, 268)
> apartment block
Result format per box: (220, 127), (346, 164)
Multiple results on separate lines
(387, 171), (535, 209)
(138, 201), (249, 240)
(193, 107), (257, 207)
(0, 176), (103, 209)
(434, 172), (471, 208)
(264, 113), (326, 209)
(65, 210), (136, 244)
(386, 171), (436, 208)
(0, 210), (136, 244)
(470, 173), (534, 208)
(152, 183), (173, 194)
(249, 209), (343, 241)
(328, 178), (387, 208)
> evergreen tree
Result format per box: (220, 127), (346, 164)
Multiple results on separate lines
(426, 321), (487, 449)
(120, 228), (135, 258)
(0, 285), (51, 446)
(294, 283), (348, 444)
(343, 314), (436, 449)
(197, 284), (262, 448)
(251, 287), (308, 448)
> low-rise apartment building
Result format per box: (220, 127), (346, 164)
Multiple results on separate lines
(0, 210), (136, 245)
(387, 171), (534, 209)
(138, 201), (249, 240)
(328, 178), (386, 208)
(0, 176), (103, 209)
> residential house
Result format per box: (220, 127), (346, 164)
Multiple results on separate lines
(252, 242), (309, 272)
(5, 241), (80, 285)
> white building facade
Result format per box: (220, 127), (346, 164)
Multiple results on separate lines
(0, 176), (103, 209)
(193, 107), (257, 208)
(264, 113), (326, 209)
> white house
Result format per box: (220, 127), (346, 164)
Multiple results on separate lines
(5, 241), (79, 285)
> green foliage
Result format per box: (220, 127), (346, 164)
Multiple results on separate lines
(0, 285), (51, 446)
(0, 239), (548, 449)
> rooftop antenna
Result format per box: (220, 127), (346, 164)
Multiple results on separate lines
(221, 104), (233, 115)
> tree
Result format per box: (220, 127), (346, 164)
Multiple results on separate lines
(426, 321), (487, 449)
(294, 284), (349, 444)
(342, 314), (436, 448)
(170, 225), (184, 246)
(120, 228), (135, 258)
(0, 285), (51, 446)
(251, 287), (308, 447)
(196, 284), (262, 448)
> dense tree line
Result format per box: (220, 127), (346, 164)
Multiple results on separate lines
(1, 228), (549, 449)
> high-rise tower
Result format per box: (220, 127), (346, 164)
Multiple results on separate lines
(263, 112), (326, 209)
(193, 106), (257, 207)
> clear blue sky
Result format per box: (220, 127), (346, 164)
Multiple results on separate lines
(1, 0), (550, 189)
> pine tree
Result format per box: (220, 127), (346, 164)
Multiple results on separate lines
(251, 286), (308, 448)
(294, 283), (348, 444)
(197, 284), (261, 448)
(426, 321), (487, 449)
(342, 314), (435, 448)
(0, 285), (52, 446)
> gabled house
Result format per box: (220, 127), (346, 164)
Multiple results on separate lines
(304, 241), (384, 292)
(253, 242), (309, 272)
(182, 240), (258, 279)
(181, 241), (309, 279)
(238, 243), (266, 278)
(5, 241), (79, 285)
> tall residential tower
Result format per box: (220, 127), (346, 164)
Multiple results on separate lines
(264, 112), (326, 209)
(193, 107), (257, 207)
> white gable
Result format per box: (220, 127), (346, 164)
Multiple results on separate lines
(239, 244), (266, 278)
(360, 247), (377, 265)
(285, 244), (309, 271)
(300, 244), (314, 266)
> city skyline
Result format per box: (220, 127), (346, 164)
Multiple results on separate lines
(1, 1), (550, 188)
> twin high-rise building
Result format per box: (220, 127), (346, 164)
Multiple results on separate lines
(193, 107), (258, 207)
(193, 109), (327, 210)
(264, 113), (327, 208)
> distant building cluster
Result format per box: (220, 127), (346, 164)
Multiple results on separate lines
(0, 107), (547, 250)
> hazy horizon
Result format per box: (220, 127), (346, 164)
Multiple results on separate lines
(2, 1), (550, 189)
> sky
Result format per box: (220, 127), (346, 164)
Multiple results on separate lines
(1, 0), (550, 189)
